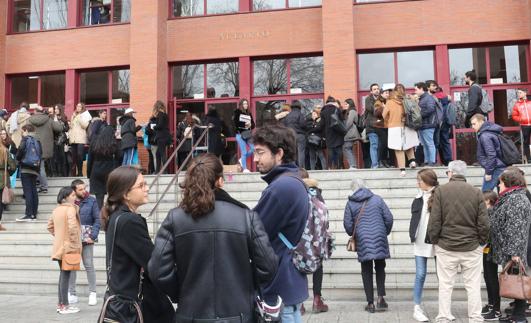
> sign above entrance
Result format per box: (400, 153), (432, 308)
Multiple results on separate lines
(219, 30), (271, 41)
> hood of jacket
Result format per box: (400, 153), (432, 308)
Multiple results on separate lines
(29, 112), (49, 127)
(348, 187), (374, 202)
(120, 115), (136, 125)
(479, 121), (503, 136)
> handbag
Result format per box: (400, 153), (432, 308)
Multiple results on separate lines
(81, 225), (94, 244)
(98, 214), (145, 323)
(330, 110), (347, 135)
(61, 213), (81, 271)
(346, 201), (367, 252)
(499, 260), (531, 300)
(240, 130), (252, 141)
(307, 133), (322, 147)
(2, 156), (14, 204)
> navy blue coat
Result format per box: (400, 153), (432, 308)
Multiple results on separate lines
(343, 188), (393, 263)
(253, 163), (309, 306)
(418, 92), (438, 129)
(78, 195), (101, 241)
(477, 121), (506, 175)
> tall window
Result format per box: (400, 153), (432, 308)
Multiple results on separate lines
(9, 73), (65, 109)
(253, 0), (321, 11)
(172, 0), (238, 17)
(80, 69), (130, 105)
(11, 0), (68, 32)
(81, 0), (131, 25)
(357, 50), (435, 90)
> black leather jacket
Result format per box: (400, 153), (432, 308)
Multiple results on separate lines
(148, 189), (278, 323)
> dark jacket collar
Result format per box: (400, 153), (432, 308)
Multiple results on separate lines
(214, 189), (248, 209)
(449, 174), (467, 182)
(261, 163), (299, 185)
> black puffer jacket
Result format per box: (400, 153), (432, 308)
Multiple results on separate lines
(283, 106), (307, 135)
(148, 189), (278, 323)
(320, 103), (345, 149)
(120, 115), (141, 150)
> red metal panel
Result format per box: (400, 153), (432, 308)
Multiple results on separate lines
(68, 0), (79, 27)
(65, 69), (76, 116)
(238, 57), (251, 101)
(239, 0), (250, 12)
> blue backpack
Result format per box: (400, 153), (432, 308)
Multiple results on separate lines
(21, 136), (42, 170)
(444, 102), (457, 126)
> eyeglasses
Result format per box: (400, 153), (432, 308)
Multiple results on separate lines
(130, 181), (149, 191)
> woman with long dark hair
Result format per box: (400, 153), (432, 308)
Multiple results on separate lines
(233, 99), (255, 172)
(342, 98), (361, 169)
(148, 101), (170, 173)
(148, 154), (278, 322)
(87, 125), (120, 209)
(53, 104), (70, 177)
(205, 106), (224, 158)
(100, 166), (174, 323)
(69, 103), (90, 176)
(0, 141), (16, 231)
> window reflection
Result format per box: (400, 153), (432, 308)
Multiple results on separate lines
(255, 100), (286, 127)
(493, 89), (518, 127)
(253, 0), (285, 11)
(489, 45), (528, 84)
(397, 51), (434, 88)
(12, 0), (41, 32)
(173, 65), (204, 99)
(358, 53), (394, 90)
(82, 0), (129, 25)
(10, 74), (65, 110)
(298, 99), (323, 117)
(288, 0), (321, 7)
(43, 0), (67, 30)
(11, 76), (39, 109)
(290, 57), (324, 93)
(112, 70), (130, 103)
(253, 59), (288, 95)
(207, 63), (239, 98)
(207, 0), (238, 14)
(449, 48), (487, 85)
(80, 71), (109, 105)
(113, 0), (131, 23)
(173, 0), (204, 16)
(40, 74), (65, 107)
(451, 91), (470, 129)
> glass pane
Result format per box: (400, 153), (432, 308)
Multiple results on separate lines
(13, 0), (41, 32)
(451, 91), (470, 129)
(493, 89), (519, 127)
(207, 62), (239, 98)
(174, 0), (204, 16)
(297, 98), (323, 117)
(80, 71), (109, 105)
(288, 0), (321, 7)
(489, 45), (528, 84)
(43, 0), (67, 30)
(172, 65), (204, 99)
(358, 53), (394, 90)
(449, 48), (487, 85)
(10, 76), (38, 109)
(456, 132), (477, 166)
(40, 74), (65, 107)
(207, 0), (238, 14)
(112, 70), (130, 103)
(113, 0), (131, 23)
(290, 57), (324, 93)
(253, 59), (288, 95)
(397, 51), (434, 88)
(207, 102), (237, 138)
(176, 102), (205, 124)
(253, 0), (285, 11)
(110, 108), (125, 126)
(82, 0), (111, 25)
(255, 100), (286, 127)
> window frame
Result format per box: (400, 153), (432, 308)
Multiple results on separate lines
(6, 71), (66, 111)
(79, 0), (131, 26)
(8, 0), (69, 33)
(78, 67), (130, 107)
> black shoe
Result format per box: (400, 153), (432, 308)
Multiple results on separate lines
(365, 303), (375, 313)
(38, 188), (48, 194)
(499, 315), (527, 323)
(16, 215), (34, 222)
(506, 303), (516, 314)
(482, 304), (493, 315)
(481, 309), (500, 320)
(376, 298), (388, 311)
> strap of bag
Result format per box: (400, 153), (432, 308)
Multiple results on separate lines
(352, 201), (368, 238)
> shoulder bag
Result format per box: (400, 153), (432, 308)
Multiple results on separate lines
(98, 214), (145, 323)
(61, 209), (81, 271)
(346, 201), (367, 252)
(2, 156), (14, 204)
(499, 260), (531, 300)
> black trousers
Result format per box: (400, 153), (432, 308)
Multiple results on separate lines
(375, 128), (391, 165)
(361, 259), (386, 304)
(52, 145), (67, 177)
(482, 254), (500, 311)
(70, 144), (85, 177)
(313, 265), (323, 296)
(522, 125), (531, 162)
(155, 142), (168, 173)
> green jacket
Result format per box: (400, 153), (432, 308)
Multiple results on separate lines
(0, 153), (16, 190)
(427, 175), (490, 252)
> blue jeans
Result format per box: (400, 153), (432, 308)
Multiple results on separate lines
(367, 132), (379, 168)
(414, 256), (428, 305)
(419, 128), (436, 164)
(236, 134), (254, 170)
(482, 167), (505, 192)
(122, 148), (136, 165)
(280, 303), (302, 323)
(343, 141), (357, 168)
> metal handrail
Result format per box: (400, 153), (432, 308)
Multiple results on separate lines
(148, 126), (210, 230)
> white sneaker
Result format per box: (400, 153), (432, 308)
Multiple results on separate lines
(88, 292), (97, 306)
(413, 305), (429, 322)
(243, 169), (251, 173)
(59, 306), (80, 314)
(68, 293), (78, 304)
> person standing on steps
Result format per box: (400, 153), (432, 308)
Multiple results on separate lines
(343, 178), (393, 314)
(69, 103), (90, 177)
(67, 179), (100, 307)
(409, 169), (438, 322)
(16, 124), (41, 222)
(0, 140), (16, 231)
(233, 99), (255, 173)
(511, 89), (531, 163)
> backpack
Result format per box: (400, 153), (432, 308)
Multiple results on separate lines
(473, 84), (494, 114)
(444, 102), (457, 126)
(403, 97), (422, 130)
(433, 98), (444, 127)
(497, 133), (521, 166)
(21, 136), (42, 170)
(357, 109), (368, 131)
(278, 175), (332, 274)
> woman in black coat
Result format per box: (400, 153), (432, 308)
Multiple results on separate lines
(100, 166), (174, 323)
(148, 101), (171, 173)
(87, 125), (120, 209)
(205, 106), (224, 157)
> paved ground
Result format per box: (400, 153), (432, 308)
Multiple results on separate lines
(0, 294), (511, 323)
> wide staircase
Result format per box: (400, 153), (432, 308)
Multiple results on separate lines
(1, 166), (530, 301)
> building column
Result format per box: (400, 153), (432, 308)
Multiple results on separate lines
(0, 0), (7, 108)
(64, 69), (77, 116)
(435, 45), (450, 93)
(130, 0), (168, 124)
(322, 0), (357, 102)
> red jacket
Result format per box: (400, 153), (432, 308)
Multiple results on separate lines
(512, 100), (531, 126)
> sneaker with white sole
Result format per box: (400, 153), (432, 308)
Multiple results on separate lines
(243, 169), (251, 173)
(68, 293), (78, 304)
(58, 306), (80, 314)
(413, 305), (429, 322)
(88, 292), (97, 306)
(16, 215), (34, 222)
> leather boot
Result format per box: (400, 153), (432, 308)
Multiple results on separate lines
(312, 295), (329, 313)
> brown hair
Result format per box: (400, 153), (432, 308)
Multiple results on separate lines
(22, 124), (35, 132)
(100, 166), (143, 231)
(392, 83), (406, 101)
(499, 169), (527, 188)
(417, 168), (439, 211)
(179, 154), (224, 219)
(483, 190), (498, 206)
(299, 167), (309, 179)
(152, 100), (166, 117)
(74, 102), (86, 116)
(471, 113), (486, 123)
(312, 107), (321, 117)
(238, 98), (249, 110)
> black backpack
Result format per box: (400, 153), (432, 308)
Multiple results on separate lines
(497, 134), (521, 166)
